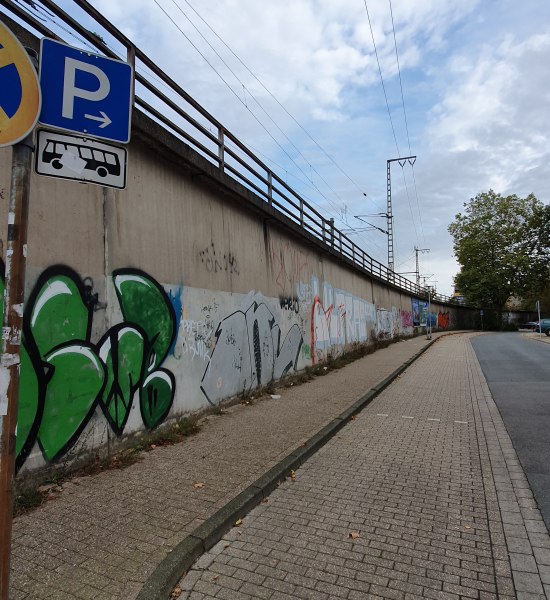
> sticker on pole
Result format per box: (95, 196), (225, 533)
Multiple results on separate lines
(38, 38), (133, 143)
(0, 20), (41, 147)
(35, 129), (127, 189)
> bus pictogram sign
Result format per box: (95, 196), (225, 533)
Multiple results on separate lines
(35, 129), (127, 189)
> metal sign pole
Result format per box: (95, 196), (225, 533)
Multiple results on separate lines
(0, 134), (33, 600)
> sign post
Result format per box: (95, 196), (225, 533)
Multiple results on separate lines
(0, 20), (41, 600)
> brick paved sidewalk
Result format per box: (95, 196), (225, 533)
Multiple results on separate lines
(181, 334), (550, 600)
(10, 333), (447, 600)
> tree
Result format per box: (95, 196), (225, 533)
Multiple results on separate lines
(448, 190), (550, 314)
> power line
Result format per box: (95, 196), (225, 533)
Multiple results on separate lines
(389, 0), (426, 246)
(151, 0), (349, 219)
(166, 0), (349, 214)
(362, 0), (400, 156)
(178, 0), (370, 201)
(389, 0), (410, 156)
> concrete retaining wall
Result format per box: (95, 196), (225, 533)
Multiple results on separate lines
(1, 83), (476, 478)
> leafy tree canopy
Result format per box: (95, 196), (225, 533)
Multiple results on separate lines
(448, 190), (550, 311)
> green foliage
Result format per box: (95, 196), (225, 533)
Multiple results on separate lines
(448, 190), (550, 311)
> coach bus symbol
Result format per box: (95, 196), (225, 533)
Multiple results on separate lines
(42, 139), (121, 177)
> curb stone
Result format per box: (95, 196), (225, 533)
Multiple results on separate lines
(137, 334), (443, 600)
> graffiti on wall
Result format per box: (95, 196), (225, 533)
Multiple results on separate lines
(269, 239), (310, 292)
(201, 298), (303, 405)
(9, 266), (177, 470)
(310, 278), (376, 363)
(376, 308), (401, 339)
(279, 296), (300, 313)
(438, 311), (451, 329)
(401, 310), (414, 329)
(198, 243), (239, 275)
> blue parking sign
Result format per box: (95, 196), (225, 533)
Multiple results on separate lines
(39, 38), (133, 144)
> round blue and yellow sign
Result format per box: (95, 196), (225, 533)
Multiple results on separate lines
(0, 21), (41, 147)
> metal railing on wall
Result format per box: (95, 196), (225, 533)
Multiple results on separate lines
(1, 0), (454, 304)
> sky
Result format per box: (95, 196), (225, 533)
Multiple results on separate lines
(7, 0), (550, 296)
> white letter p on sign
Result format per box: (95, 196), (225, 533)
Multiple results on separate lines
(62, 57), (110, 119)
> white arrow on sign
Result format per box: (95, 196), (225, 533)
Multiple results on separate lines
(84, 110), (112, 128)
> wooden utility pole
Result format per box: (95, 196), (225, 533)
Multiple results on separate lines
(0, 135), (33, 600)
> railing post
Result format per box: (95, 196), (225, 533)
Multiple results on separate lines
(300, 199), (304, 227)
(126, 45), (136, 107)
(267, 171), (273, 205)
(218, 127), (225, 171)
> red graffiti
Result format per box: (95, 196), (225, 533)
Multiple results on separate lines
(437, 311), (450, 329)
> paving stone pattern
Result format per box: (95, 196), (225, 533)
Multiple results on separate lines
(10, 334), (443, 600)
(181, 334), (550, 600)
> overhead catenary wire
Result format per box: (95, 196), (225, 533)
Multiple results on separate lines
(165, 0), (350, 216)
(151, 0), (351, 222)
(154, 0), (391, 262)
(363, 0), (424, 267)
(362, 0), (400, 156)
(16, 0), (399, 268)
(389, 0), (426, 247)
(177, 0), (370, 202)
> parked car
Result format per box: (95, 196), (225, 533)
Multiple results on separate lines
(519, 321), (539, 330)
(536, 319), (550, 336)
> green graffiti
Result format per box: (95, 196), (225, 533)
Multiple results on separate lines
(16, 345), (42, 459)
(99, 325), (145, 435)
(37, 344), (106, 461)
(141, 369), (175, 428)
(301, 343), (311, 359)
(28, 274), (91, 358)
(0, 275), (42, 467)
(113, 269), (177, 430)
(113, 272), (176, 373)
(10, 266), (178, 470)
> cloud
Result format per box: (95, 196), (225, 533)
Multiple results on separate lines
(82, 0), (550, 295)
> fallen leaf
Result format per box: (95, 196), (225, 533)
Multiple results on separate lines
(212, 575), (219, 581)
(170, 586), (182, 598)
(290, 470), (297, 481)
(235, 519), (242, 526)
(351, 415), (357, 420)
(193, 482), (205, 489)
(37, 483), (55, 493)
(261, 498), (269, 503)
(150, 444), (157, 449)
(464, 525), (472, 529)
(349, 531), (360, 539)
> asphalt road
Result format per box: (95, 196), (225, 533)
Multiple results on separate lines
(471, 332), (550, 530)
